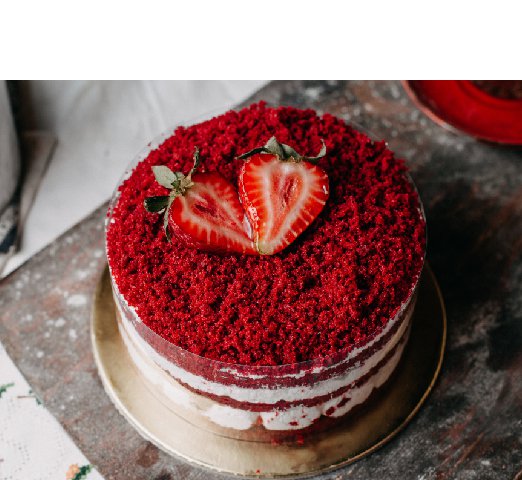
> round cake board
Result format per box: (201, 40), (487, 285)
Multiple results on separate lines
(91, 265), (446, 478)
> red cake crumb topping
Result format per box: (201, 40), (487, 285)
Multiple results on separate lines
(106, 103), (426, 366)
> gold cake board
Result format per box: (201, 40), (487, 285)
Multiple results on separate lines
(91, 265), (446, 477)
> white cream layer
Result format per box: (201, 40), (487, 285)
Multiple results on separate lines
(219, 294), (413, 380)
(119, 314), (410, 431)
(116, 293), (412, 406)
(110, 269), (414, 379)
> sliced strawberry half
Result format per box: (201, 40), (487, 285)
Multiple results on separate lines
(144, 148), (256, 255)
(238, 137), (329, 255)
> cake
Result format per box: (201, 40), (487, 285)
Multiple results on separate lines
(106, 102), (426, 442)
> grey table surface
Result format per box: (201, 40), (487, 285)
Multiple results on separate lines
(1, 80), (521, 480)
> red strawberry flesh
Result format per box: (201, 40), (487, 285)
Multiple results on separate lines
(239, 153), (329, 255)
(169, 172), (256, 254)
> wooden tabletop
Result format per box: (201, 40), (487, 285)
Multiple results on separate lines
(1, 81), (521, 480)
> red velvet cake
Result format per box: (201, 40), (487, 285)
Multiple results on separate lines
(106, 102), (426, 441)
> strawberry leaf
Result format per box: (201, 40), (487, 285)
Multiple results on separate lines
(302, 140), (327, 164)
(145, 148), (216, 244)
(237, 147), (269, 160)
(281, 143), (300, 159)
(163, 198), (173, 241)
(238, 137), (327, 164)
(144, 196), (170, 212)
(152, 165), (177, 189)
(189, 147), (201, 177)
(265, 136), (285, 158)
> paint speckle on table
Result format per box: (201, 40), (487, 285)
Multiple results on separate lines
(76, 270), (90, 280)
(67, 295), (87, 307)
(55, 318), (66, 328)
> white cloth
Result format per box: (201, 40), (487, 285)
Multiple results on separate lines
(0, 343), (104, 480)
(0, 81), (20, 212)
(4, 80), (266, 275)
(0, 82), (21, 274)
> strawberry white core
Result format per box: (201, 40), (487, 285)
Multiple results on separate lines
(240, 154), (329, 255)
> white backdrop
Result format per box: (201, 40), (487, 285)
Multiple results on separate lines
(5, 80), (266, 274)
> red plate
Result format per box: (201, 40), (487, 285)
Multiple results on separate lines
(403, 80), (522, 145)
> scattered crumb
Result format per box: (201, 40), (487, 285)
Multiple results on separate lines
(55, 318), (66, 328)
(66, 294), (87, 307)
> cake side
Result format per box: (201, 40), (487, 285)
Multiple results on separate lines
(105, 103), (426, 442)
(112, 278), (416, 439)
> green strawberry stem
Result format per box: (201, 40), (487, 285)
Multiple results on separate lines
(143, 196), (170, 212)
(237, 136), (326, 164)
(144, 147), (201, 241)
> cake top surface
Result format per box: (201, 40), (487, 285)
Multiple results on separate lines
(106, 102), (426, 366)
